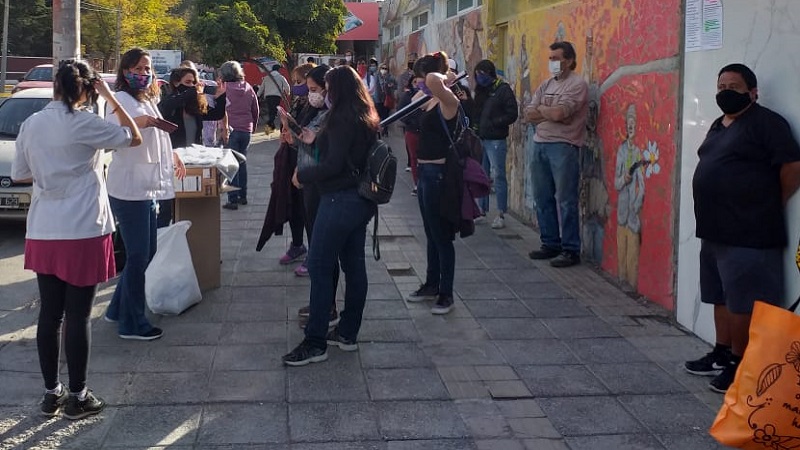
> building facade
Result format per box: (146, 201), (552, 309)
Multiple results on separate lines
(381, 0), (682, 311)
(382, 0), (800, 344)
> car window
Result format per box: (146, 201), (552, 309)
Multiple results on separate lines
(25, 67), (52, 82)
(0, 98), (50, 137)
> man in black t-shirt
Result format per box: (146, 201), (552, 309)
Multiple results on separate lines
(685, 63), (800, 393)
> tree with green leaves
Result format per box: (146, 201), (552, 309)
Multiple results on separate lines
(0, 0), (52, 56)
(81, 0), (186, 64)
(188, 0), (345, 65)
(187, 1), (280, 66)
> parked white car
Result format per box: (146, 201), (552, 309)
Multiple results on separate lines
(0, 88), (108, 220)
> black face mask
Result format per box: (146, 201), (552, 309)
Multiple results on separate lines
(176, 84), (191, 93)
(716, 89), (753, 115)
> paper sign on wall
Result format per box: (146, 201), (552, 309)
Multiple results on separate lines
(685, 0), (723, 52)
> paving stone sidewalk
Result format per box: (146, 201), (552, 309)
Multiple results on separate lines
(0, 129), (733, 449)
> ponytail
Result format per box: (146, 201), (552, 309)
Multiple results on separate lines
(55, 60), (98, 113)
(413, 51), (450, 77)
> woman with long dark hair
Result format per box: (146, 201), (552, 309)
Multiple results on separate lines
(12, 60), (142, 419)
(291, 64), (340, 324)
(104, 47), (186, 341)
(405, 52), (460, 315)
(156, 66), (227, 227)
(283, 65), (380, 366)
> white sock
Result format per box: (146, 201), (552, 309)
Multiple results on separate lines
(45, 383), (63, 395)
(71, 387), (88, 401)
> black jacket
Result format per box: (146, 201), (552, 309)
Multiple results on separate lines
(158, 88), (227, 148)
(473, 81), (517, 140)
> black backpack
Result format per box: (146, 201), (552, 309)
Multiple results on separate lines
(350, 137), (398, 260)
(438, 106), (484, 163)
(357, 139), (397, 205)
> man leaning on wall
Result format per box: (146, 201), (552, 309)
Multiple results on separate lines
(524, 41), (589, 268)
(685, 63), (800, 393)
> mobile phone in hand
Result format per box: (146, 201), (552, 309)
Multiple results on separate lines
(153, 118), (179, 133)
(286, 117), (303, 136)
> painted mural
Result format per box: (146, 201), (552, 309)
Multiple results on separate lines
(382, 1), (485, 90)
(382, 0), (681, 309)
(493, 0), (681, 308)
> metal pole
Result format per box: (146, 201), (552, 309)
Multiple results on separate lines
(53, 0), (80, 67)
(115, 0), (120, 72)
(0, 0), (9, 94)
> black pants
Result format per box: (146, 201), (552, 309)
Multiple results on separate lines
(303, 184), (339, 308)
(265, 96), (281, 129)
(290, 185), (305, 247)
(36, 274), (97, 393)
(156, 198), (173, 229)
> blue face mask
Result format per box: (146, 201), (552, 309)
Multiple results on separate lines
(475, 72), (493, 87)
(125, 72), (152, 90)
(291, 84), (309, 97)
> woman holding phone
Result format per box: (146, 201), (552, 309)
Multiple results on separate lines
(12, 60), (142, 419)
(282, 65), (379, 366)
(104, 47), (186, 341)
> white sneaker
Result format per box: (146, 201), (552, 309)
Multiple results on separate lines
(491, 216), (505, 229)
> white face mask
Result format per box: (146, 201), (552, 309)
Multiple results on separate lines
(345, 56), (352, 62)
(548, 60), (563, 77)
(380, 69), (388, 75)
(308, 91), (325, 108)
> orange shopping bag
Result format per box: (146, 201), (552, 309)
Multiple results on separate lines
(710, 299), (800, 449)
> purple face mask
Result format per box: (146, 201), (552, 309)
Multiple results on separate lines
(291, 83), (309, 97)
(416, 81), (432, 96)
(324, 93), (332, 109)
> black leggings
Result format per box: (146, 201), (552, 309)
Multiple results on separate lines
(36, 274), (97, 393)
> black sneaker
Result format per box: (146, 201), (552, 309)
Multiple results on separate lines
(238, 198), (248, 206)
(709, 360), (739, 393)
(63, 391), (106, 420)
(684, 347), (731, 376)
(528, 247), (561, 260)
(326, 327), (358, 351)
(40, 384), (68, 417)
(119, 327), (163, 341)
(407, 283), (439, 302)
(283, 340), (328, 366)
(431, 295), (454, 315)
(550, 251), (580, 268)
(222, 202), (238, 210)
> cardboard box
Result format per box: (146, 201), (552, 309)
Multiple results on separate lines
(175, 196), (221, 292)
(174, 166), (218, 198)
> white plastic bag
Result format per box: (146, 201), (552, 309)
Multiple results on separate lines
(145, 221), (202, 315)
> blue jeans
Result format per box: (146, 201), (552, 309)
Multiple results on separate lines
(479, 139), (508, 214)
(304, 189), (375, 349)
(531, 141), (581, 253)
(107, 197), (157, 335)
(417, 163), (455, 296)
(227, 130), (251, 203)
